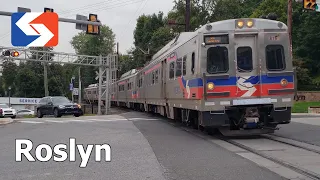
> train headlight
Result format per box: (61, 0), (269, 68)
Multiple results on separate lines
(236, 20), (244, 28)
(280, 79), (288, 87)
(207, 82), (214, 90)
(246, 19), (254, 28)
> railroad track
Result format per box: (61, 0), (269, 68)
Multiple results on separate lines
(171, 123), (320, 180)
(221, 136), (320, 180)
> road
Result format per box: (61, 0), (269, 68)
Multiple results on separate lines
(0, 110), (318, 180)
(275, 115), (320, 146)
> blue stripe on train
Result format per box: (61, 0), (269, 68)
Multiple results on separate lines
(180, 75), (294, 88)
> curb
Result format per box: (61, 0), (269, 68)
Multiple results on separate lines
(0, 118), (14, 125)
(292, 113), (320, 116)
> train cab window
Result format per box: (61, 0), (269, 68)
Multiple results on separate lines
(152, 72), (155, 84)
(176, 58), (182, 77)
(266, 45), (285, 71)
(207, 47), (229, 74)
(183, 56), (187, 76)
(169, 62), (175, 79)
(191, 52), (195, 74)
(237, 47), (253, 72)
(155, 70), (159, 83)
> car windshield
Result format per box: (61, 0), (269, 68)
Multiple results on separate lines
(52, 97), (71, 104)
(0, 104), (9, 108)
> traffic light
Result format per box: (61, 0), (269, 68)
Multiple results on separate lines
(304, 0), (317, 10)
(86, 14), (100, 35)
(44, 7), (54, 12)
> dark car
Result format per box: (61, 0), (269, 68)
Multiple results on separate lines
(36, 96), (83, 118)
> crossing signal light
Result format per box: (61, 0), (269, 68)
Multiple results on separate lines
(86, 14), (100, 35)
(304, 0), (317, 10)
(2, 50), (10, 56)
(2, 50), (19, 57)
(11, 51), (19, 57)
(44, 7), (54, 12)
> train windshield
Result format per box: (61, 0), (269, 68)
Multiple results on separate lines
(237, 47), (253, 72)
(266, 45), (286, 71)
(207, 46), (229, 74)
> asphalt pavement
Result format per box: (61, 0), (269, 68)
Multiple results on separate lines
(0, 109), (318, 180)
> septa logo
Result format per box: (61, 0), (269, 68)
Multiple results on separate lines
(11, 12), (58, 47)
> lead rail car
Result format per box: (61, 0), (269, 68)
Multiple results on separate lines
(84, 18), (295, 136)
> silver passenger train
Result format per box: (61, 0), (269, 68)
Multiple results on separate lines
(84, 18), (295, 136)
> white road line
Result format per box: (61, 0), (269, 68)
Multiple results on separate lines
(19, 121), (44, 124)
(45, 120), (67, 123)
(65, 120), (95, 123)
(87, 118), (128, 121)
(129, 118), (160, 121)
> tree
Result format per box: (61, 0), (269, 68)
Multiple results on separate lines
(2, 60), (18, 96)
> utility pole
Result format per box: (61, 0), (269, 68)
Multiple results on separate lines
(185, 0), (191, 32)
(78, 67), (81, 104)
(287, 0), (293, 56)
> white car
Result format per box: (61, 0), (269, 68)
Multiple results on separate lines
(16, 109), (35, 117)
(0, 104), (16, 119)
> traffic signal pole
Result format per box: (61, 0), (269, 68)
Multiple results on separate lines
(0, 10), (102, 26)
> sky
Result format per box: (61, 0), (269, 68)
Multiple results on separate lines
(0, 0), (174, 54)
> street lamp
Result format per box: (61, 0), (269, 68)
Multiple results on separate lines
(8, 86), (11, 107)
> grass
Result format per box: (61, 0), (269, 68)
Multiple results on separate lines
(292, 102), (320, 113)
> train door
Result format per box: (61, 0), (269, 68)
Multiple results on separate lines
(162, 59), (167, 99)
(234, 34), (261, 98)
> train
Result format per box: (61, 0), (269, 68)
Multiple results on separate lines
(84, 18), (295, 136)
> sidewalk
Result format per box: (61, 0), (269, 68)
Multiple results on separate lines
(0, 118), (14, 125)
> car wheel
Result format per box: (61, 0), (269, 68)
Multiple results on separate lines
(54, 108), (61, 118)
(11, 116), (16, 119)
(37, 109), (43, 118)
(74, 113), (80, 117)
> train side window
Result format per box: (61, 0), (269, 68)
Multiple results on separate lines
(155, 70), (158, 83)
(191, 52), (195, 74)
(182, 56), (187, 76)
(237, 47), (253, 72)
(207, 47), (229, 74)
(169, 62), (175, 79)
(266, 45), (285, 71)
(175, 58), (182, 77)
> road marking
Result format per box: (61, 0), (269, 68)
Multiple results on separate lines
(65, 120), (95, 123)
(87, 118), (128, 121)
(128, 118), (160, 121)
(20, 121), (44, 124)
(45, 120), (67, 123)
